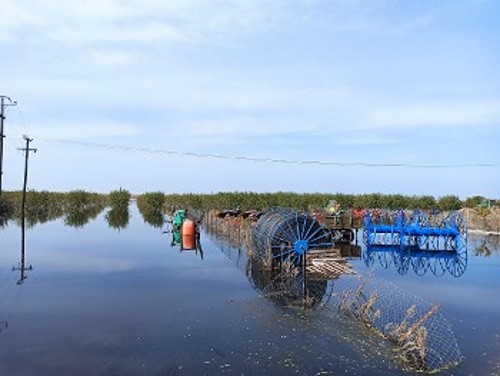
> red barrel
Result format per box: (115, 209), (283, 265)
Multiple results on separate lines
(181, 219), (196, 250)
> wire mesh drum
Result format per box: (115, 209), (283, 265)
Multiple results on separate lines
(251, 208), (334, 266)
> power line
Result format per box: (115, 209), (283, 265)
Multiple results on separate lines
(9, 134), (500, 169)
(0, 95), (17, 196)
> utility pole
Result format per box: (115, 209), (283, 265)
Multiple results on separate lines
(13, 136), (36, 284)
(0, 95), (17, 197)
(18, 135), (37, 216)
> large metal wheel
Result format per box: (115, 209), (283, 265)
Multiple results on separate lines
(252, 208), (333, 267)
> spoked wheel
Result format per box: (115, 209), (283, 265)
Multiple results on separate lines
(269, 212), (333, 266)
(252, 209), (334, 267)
(362, 247), (375, 268)
(429, 257), (447, 277)
(378, 251), (392, 269)
(446, 243), (468, 277)
(448, 211), (468, 251)
(393, 251), (410, 275)
(412, 255), (430, 276)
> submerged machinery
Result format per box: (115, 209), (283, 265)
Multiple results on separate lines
(363, 209), (467, 251)
(171, 209), (201, 252)
(208, 207), (465, 373)
(363, 209), (468, 278)
(251, 208), (335, 267)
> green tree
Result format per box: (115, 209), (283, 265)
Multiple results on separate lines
(438, 195), (462, 211)
(109, 188), (131, 209)
(463, 195), (485, 208)
(137, 192), (165, 228)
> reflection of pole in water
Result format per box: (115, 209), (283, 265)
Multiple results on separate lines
(12, 206), (33, 285)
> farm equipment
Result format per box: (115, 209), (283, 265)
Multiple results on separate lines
(251, 208), (334, 267)
(362, 209), (467, 277)
(171, 209), (201, 253)
(363, 244), (467, 277)
(319, 200), (364, 244)
(363, 209), (467, 252)
(208, 207), (463, 373)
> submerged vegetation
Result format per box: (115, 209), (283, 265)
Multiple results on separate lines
(136, 192), (165, 228)
(1, 190), (107, 228)
(0, 196), (14, 227)
(105, 208), (130, 230)
(64, 190), (108, 228)
(105, 189), (131, 230)
(108, 188), (131, 209)
(1, 190), (497, 229)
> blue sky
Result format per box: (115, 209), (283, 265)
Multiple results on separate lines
(1, 0), (499, 198)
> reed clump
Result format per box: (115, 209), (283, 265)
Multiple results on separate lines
(137, 192), (165, 228)
(337, 279), (457, 373)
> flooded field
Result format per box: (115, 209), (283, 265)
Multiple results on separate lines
(1, 204), (499, 375)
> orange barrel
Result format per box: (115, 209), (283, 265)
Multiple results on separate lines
(181, 219), (196, 250)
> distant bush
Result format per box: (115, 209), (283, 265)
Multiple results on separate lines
(437, 195), (462, 211)
(137, 192), (165, 227)
(463, 195), (486, 208)
(162, 191), (489, 212)
(63, 190), (107, 228)
(108, 188), (131, 209)
(0, 195), (14, 219)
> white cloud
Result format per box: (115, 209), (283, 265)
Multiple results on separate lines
(335, 134), (394, 146)
(87, 49), (138, 66)
(21, 121), (141, 140)
(173, 117), (319, 140)
(1, 0), (483, 48)
(365, 101), (500, 129)
(0, 0), (282, 47)
(0, 1), (42, 43)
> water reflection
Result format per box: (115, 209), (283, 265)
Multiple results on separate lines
(1, 206), (33, 334)
(14, 210), (33, 284)
(213, 238), (463, 373)
(169, 223), (204, 260)
(245, 257), (329, 308)
(137, 193), (165, 228)
(64, 206), (104, 228)
(215, 240), (352, 308)
(0, 214), (7, 228)
(363, 245), (468, 277)
(139, 209), (164, 228)
(105, 207), (130, 230)
(337, 242), (362, 259)
(472, 234), (500, 257)
(0, 204), (64, 228)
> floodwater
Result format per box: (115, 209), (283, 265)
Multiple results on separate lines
(0, 205), (499, 376)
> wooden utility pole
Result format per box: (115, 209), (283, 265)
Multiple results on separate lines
(13, 136), (36, 284)
(0, 95), (17, 197)
(18, 136), (37, 216)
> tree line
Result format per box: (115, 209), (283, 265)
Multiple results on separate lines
(162, 192), (495, 212)
(1, 190), (496, 220)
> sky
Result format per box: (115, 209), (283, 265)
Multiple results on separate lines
(0, 0), (499, 198)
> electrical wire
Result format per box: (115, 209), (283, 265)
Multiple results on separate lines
(17, 134), (497, 169)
